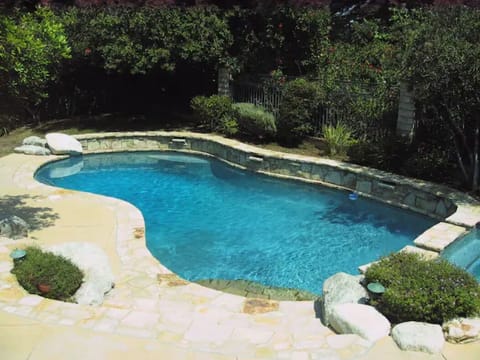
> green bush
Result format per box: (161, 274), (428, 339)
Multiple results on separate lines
(322, 122), (356, 157)
(365, 252), (480, 324)
(11, 246), (84, 301)
(0, 7), (71, 121)
(347, 137), (410, 173)
(190, 95), (237, 136)
(402, 143), (453, 182)
(277, 78), (320, 146)
(233, 102), (276, 140)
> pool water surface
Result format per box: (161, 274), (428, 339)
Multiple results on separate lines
(35, 152), (437, 293)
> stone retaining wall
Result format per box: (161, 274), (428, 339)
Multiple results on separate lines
(74, 131), (479, 229)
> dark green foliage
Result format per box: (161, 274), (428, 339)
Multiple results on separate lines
(391, 7), (480, 191)
(277, 78), (320, 146)
(0, 7), (71, 121)
(227, 6), (331, 75)
(365, 252), (480, 324)
(190, 95), (237, 135)
(402, 143), (454, 181)
(348, 137), (455, 183)
(233, 102), (276, 140)
(61, 6), (232, 75)
(315, 18), (400, 140)
(11, 246), (84, 301)
(348, 136), (410, 173)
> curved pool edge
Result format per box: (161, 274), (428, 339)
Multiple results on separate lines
(73, 131), (480, 254)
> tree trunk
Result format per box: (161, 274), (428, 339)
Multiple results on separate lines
(453, 135), (470, 185)
(472, 116), (479, 192)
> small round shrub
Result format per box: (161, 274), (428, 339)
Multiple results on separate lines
(277, 78), (320, 146)
(365, 252), (480, 324)
(233, 102), (276, 140)
(190, 95), (237, 135)
(12, 246), (84, 301)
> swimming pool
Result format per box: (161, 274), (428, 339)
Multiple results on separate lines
(442, 230), (480, 281)
(35, 152), (437, 293)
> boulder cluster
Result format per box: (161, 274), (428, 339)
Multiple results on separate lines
(319, 272), (479, 353)
(14, 133), (83, 156)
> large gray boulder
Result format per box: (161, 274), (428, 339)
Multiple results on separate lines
(392, 322), (445, 354)
(320, 272), (369, 326)
(0, 216), (29, 239)
(14, 145), (51, 156)
(46, 133), (83, 155)
(23, 136), (47, 147)
(49, 242), (114, 305)
(329, 303), (391, 342)
(443, 318), (480, 344)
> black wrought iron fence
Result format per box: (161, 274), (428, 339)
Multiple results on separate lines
(231, 78), (398, 141)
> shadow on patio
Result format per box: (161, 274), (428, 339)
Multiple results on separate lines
(0, 195), (59, 231)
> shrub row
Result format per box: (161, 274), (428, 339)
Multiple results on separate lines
(191, 95), (277, 141)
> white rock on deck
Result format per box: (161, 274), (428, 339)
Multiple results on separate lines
(329, 303), (391, 342)
(443, 318), (480, 344)
(392, 322), (445, 354)
(49, 242), (114, 305)
(0, 215), (29, 239)
(320, 272), (369, 326)
(22, 136), (47, 147)
(46, 133), (83, 155)
(14, 145), (51, 156)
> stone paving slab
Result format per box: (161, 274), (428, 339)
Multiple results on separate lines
(414, 222), (469, 252)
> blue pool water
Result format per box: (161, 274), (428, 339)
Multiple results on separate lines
(442, 230), (480, 281)
(35, 152), (437, 293)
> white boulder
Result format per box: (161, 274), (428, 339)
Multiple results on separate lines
(23, 136), (47, 147)
(46, 133), (83, 155)
(0, 216), (29, 239)
(14, 145), (51, 156)
(320, 272), (369, 326)
(329, 303), (391, 342)
(392, 322), (445, 354)
(443, 318), (480, 344)
(49, 242), (114, 305)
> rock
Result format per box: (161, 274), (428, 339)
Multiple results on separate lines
(329, 303), (391, 342)
(22, 136), (47, 147)
(0, 216), (29, 239)
(443, 318), (480, 344)
(14, 145), (51, 156)
(46, 133), (83, 155)
(49, 242), (114, 305)
(392, 322), (444, 354)
(320, 272), (369, 326)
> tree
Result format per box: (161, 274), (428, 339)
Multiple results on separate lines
(393, 6), (480, 191)
(0, 7), (71, 121)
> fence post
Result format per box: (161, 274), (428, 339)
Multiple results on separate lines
(396, 82), (416, 140)
(217, 67), (231, 97)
